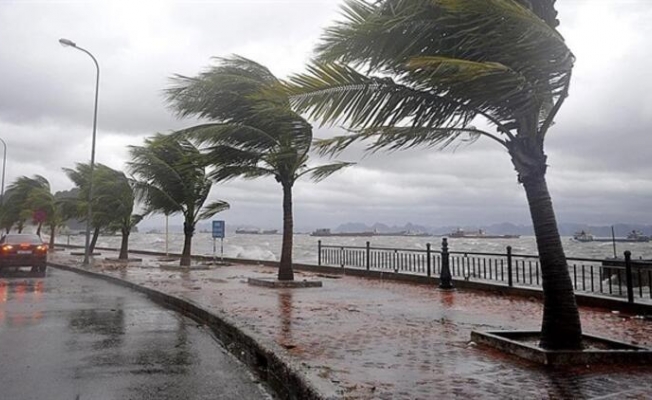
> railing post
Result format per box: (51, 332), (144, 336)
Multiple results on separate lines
(318, 240), (322, 266)
(366, 241), (371, 271)
(340, 246), (345, 268)
(507, 246), (513, 287)
(439, 238), (453, 289)
(393, 249), (398, 273)
(625, 250), (634, 304)
(426, 243), (432, 277)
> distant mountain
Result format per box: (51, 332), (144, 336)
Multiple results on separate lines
(153, 220), (652, 237)
(331, 222), (652, 237)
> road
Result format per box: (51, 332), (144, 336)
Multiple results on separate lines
(0, 268), (274, 400)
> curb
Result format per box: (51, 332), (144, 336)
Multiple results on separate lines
(48, 261), (339, 400)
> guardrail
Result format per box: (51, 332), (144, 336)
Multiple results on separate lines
(317, 239), (652, 304)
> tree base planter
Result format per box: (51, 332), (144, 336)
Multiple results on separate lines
(70, 251), (101, 256)
(247, 277), (323, 288)
(201, 260), (232, 266)
(159, 263), (216, 271)
(104, 257), (143, 262)
(471, 330), (652, 366)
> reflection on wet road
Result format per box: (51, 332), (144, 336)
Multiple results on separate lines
(0, 269), (273, 400)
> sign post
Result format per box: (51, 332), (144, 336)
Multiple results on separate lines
(212, 220), (225, 263)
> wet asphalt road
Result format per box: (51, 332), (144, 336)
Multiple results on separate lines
(0, 268), (274, 400)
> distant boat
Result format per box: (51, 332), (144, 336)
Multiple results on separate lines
(235, 228), (279, 235)
(449, 228), (520, 239)
(572, 230), (650, 243)
(572, 230), (594, 242)
(310, 228), (374, 237)
(625, 230), (651, 242)
(235, 228), (260, 234)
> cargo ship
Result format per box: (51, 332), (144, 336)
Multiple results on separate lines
(310, 228), (374, 237)
(449, 228), (520, 239)
(573, 230), (650, 243)
(235, 228), (278, 235)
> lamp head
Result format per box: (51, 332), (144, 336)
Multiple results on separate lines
(58, 38), (76, 48)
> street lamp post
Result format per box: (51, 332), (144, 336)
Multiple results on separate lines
(0, 138), (6, 204)
(59, 38), (99, 265)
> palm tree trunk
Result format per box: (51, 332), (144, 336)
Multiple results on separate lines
(36, 222), (42, 236)
(278, 183), (294, 281)
(90, 226), (100, 253)
(180, 221), (193, 267)
(48, 224), (56, 248)
(119, 228), (129, 260)
(511, 138), (583, 350)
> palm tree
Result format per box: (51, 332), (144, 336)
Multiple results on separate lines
(63, 163), (128, 253)
(26, 184), (65, 248)
(3, 176), (63, 241)
(128, 134), (230, 267)
(165, 56), (352, 281)
(92, 167), (143, 259)
(285, 0), (580, 349)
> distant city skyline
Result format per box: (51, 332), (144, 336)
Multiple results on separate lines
(1, 1), (651, 230)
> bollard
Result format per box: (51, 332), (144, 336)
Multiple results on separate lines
(439, 238), (453, 289)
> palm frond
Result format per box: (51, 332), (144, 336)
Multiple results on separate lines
(208, 165), (275, 182)
(287, 62), (476, 129)
(299, 162), (355, 182)
(197, 200), (230, 221)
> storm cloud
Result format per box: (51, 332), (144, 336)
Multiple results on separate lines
(0, 0), (650, 231)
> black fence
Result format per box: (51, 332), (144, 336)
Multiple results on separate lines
(317, 239), (652, 304)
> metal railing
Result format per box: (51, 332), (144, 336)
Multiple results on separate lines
(317, 239), (652, 304)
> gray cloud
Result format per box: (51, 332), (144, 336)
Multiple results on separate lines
(1, 0), (650, 232)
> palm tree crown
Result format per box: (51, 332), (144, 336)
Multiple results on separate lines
(285, 0), (581, 349)
(166, 56), (352, 280)
(128, 133), (229, 266)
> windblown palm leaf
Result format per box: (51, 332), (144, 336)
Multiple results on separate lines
(167, 56), (353, 280)
(128, 134), (229, 266)
(286, 0), (581, 350)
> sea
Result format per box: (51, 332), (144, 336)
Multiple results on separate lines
(59, 232), (652, 264)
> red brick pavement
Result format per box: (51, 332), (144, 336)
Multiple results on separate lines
(49, 251), (652, 399)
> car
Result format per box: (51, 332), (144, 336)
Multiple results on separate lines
(0, 233), (48, 272)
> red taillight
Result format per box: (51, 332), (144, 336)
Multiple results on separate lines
(1, 245), (13, 252)
(36, 245), (48, 252)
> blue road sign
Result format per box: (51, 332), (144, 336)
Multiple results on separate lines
(212, 220), (225, 239)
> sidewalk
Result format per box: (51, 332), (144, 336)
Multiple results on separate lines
(48, 250), (652, 399)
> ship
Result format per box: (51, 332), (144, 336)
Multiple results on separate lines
(310, 228), (374, 237)
(448, 228), (520, 239)
(572, 230), (594, 242)
(573, 230), (650, 243)
(235, 228), (279, 235)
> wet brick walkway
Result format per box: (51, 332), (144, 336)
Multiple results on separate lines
(49, 251), (652, 399)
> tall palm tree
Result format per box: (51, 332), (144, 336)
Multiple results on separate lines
(285, 0), (580, 349)
(165, 56), (352, 281)
(63, 163), (128, 253)
(128, 134), (230, 267)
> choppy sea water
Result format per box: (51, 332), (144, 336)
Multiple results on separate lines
(59, 232), (652, 264)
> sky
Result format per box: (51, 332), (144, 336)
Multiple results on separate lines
(1, 0), (651, 232)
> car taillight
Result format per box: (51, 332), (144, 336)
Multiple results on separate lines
(36, 245), (47, 252)
(1, 245), (13, 252)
